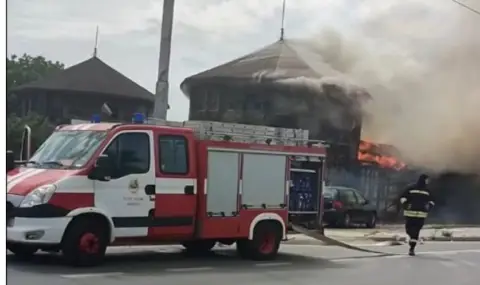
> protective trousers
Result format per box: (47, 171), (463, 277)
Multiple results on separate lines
(405, 217), (425, 249)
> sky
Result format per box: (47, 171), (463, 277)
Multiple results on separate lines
(7, 0), (480, 171)
(7, 0), (373, 121)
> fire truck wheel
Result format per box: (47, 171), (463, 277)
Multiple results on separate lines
(7, 243), (38, 260)
(182, 240), (216, 255)
(62, 217), (109, 267)
(238, 221), (282, 261)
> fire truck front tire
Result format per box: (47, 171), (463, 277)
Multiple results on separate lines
(237, 221), (282, 260)
(61, 216), (109, 267)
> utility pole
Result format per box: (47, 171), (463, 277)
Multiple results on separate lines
(153, 0), (175, 119)
(93, 26), (99, 57)
(280, 0), (286, 41)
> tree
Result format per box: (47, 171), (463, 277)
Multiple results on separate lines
(7, 54), (64, 91)
(6, 113), (55, 157)
(6, 54), (64, 155)
(7, 54), (65, 106)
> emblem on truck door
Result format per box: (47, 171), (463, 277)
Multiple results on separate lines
(128, 179), (139, 194)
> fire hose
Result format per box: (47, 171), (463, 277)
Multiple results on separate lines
(291, 224), (405, 256)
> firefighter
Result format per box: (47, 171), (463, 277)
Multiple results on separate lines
(399, 174), (435, 256)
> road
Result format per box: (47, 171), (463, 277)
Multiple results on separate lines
(7, 242), (480, 285)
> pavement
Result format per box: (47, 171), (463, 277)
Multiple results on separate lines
(285, 225), (480, 245)
(7, 242), (480, 285)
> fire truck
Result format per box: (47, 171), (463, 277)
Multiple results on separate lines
(6, 114), (326, 266)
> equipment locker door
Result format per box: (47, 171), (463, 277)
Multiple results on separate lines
(151, 132), (197, 237)
(94, 130), (156, 238)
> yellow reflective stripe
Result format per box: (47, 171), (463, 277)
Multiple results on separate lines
(404, 210), (428, 218)
(409, 190), (430, 195)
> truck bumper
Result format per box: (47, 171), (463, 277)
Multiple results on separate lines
(7, 217), (71, 245)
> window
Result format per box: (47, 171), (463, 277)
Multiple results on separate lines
(323, 187), (338, 199)
(30, 130), (107, 168)
(103, 132), (150, 178)
(158, 135), (188, 174)
(353, 189), (367, 204)
(342, 190), (358, 204)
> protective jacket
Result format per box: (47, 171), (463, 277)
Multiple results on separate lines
(400, 175), (435, 218)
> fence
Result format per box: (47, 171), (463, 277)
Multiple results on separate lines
(326, 164), (416, 219)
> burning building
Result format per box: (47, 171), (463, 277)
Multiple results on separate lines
(181, 39), (370, 166)
(181, 39), (417, 216)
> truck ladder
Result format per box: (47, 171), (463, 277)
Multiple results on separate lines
(146, 118), (326, 147)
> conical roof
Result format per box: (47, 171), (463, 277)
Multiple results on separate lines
(181, 39), (351, 93)
(12, 57), (154, 102)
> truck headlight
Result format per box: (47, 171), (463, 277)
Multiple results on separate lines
(20, 184), (57, 208)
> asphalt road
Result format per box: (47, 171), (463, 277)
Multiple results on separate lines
(7, 242), (480, 285)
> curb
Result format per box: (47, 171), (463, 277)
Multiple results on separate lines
(282, 236), (379, 246)
(283, 236), (480, 245)
(369, 236), (480, 242)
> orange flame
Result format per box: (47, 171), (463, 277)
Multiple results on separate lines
(358, 140), (406, 170)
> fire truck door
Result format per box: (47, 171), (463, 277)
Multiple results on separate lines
(93, 130), (156, 238)
(152, 134), (197, 237)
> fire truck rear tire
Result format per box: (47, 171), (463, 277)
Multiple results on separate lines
(237, 221), (282, 261)
(182, 240), (216, 255)
(61, 217), (109, 267)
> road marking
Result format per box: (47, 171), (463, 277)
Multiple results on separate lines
(254, 262), (292, 267)
(61, 272), (124, 279)
(284, 243), (391, 248)
(332, 249), (480, 262)
(165, 267), (214, 272)
(459, 260), (477, 267)
(440, 260), (459, 268)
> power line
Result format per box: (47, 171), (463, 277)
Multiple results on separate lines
(451, 0), (480, 16)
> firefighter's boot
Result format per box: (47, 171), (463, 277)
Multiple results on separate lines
(408, 241), (416, 256)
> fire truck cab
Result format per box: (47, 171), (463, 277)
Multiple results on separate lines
(6, 114), (326, 266)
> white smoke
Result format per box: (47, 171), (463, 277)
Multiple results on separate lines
(273, 0), (480, 173)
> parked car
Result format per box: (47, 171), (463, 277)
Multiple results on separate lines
(322, 186), (377, 228)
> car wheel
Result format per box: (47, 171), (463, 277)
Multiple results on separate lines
(366, 213), (377, 228)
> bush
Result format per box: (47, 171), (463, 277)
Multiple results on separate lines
(6, 113), (55, 158)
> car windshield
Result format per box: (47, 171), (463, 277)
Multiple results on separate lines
(28, 130), (107, 169)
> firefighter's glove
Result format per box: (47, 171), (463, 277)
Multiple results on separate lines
(425, 201), (435, 212)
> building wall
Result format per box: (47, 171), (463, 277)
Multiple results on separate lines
(188, 84), (363, 166)
(12, 91), (153, 123)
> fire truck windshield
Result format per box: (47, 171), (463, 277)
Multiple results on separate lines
(27, 130), (107, 169)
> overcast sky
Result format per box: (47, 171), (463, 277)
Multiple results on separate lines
(7, 0), (478, 121)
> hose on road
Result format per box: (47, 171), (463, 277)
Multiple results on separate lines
(291, 224), (405, 256)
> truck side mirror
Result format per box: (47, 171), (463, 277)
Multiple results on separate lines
(88, 154), (113, 181)
(7, 150), (15, 172)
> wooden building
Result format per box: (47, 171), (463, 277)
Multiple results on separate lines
(181, 39), (371, 166)
(9, 56), (154, 123)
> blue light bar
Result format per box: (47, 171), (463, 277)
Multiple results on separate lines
(91, 114), (101, 123)
(132, 113), (145, 124)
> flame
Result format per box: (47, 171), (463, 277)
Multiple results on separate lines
(358, 140), (406, 170)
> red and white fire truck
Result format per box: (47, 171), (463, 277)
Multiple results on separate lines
(6, 114), (326, 266)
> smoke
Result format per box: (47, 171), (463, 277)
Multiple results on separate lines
(278, 0), (480, 173)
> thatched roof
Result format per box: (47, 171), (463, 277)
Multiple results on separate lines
(181, 39), (370, 97)
(12, 56), (154, 102)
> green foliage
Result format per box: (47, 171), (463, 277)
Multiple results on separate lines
(6, 113), (55, 156)
(6, 54), (64, 91)
(6, 54), (64, 155)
